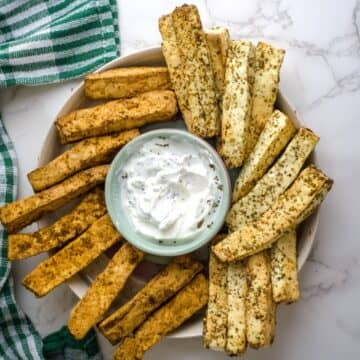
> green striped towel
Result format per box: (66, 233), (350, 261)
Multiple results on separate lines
(0, 0), (120, 358)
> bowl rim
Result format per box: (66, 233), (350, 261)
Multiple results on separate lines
(105, 128), (231, 257)
(38, 45), (320, 339)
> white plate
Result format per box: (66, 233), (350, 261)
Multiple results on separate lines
(38, 47), (319, 339)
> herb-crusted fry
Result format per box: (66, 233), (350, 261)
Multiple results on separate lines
(0, 165), (109, 233)
(270, 230), (299, 304)
(28, 130), (139, 192)
(232, 110), (296, 202)
(203, 236), (228, 351)
(22, 214), (121, 297)
(68, 243), (144, 340)
(218, 40), (255, 168)
(8, 188), (106, 260)
(226, 260), (247, 355)
(114, 274), (209, 360)
(99, 255), (203, 344)
(227, 128), (319, 232)
(159, 15), (192, 129)
(250, 42), (285, 147)
(172, 5), (219, 137)
(55, 90), (178, 144)
(205, 27), (230, 107)
(213, 166), (333, 262)
(246, 251), (275, 348)
(84, 67), (172, 100)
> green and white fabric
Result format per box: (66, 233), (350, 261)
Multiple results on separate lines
(0, 0), (120, 358)
(0, 0), (120, 87)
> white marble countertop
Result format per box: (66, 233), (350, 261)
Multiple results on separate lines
(1, 0), (359, 359)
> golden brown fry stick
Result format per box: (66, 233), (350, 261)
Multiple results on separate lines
(226, 128), (319, 232)
(218, 40), (255, 168)
(246, 251), (276, 348)
(8, 188), (106, 260)
(203, 236), (228, 351)
(84, 67), (171, 100)
(55, 90), (178, 144)
(114, 274), (209, 360)
(204, 27), (230, 107)
(28, 130), (139, 192)
(270, 230), (300, 304)
(68, 243), (144, 340)
(213, 166), (333, 262)
(159, 15), (192, 129)
(172, 5), (219, 137)
(0, 165), (109, 233)
(232, 110), (296, 202)
(249, 42), (285, 148)
(99, 255), (203, 344)
(22, 214), (120, 297)
(226, 260), (247, 355)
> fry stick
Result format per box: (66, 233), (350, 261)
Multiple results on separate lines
(226, 128), (319, 232)
(7, 188), (106, 260)
(213, 166), (333, 262)
(159, 15), (192, 129)
(218, 40), (255, 168)
(249, 42), (285, 149)
(246, 251), (275, 348)
(270, 230), (299, 304)
(84, 67), (171, 100)
(68, 243), (144, 340)
(232, 110), (296, 202)
(204, 27), (230, 107)
(203, 236), (228, 351)
(226, 260), (247, 355)
(22, 214), (121, 297)
(113, 274), (209, 360)
(55, 90), (178, 144)
(0, 165), (109, 233)
(28, 130), (139, 192)
(99, 255), (203, 344)
(172, 5), (219, 137)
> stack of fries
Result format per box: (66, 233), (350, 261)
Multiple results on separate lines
(0, 4), (333, 359)
(158, 4), (332, 357)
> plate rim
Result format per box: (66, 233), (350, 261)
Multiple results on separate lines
(37, 46), (320, 339)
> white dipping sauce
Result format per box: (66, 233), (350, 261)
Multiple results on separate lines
(118, 136), (223, 243)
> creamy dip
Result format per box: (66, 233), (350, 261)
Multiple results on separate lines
(118, 135), (223, 243)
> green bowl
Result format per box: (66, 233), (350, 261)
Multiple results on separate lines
(105, 129), (231, 258)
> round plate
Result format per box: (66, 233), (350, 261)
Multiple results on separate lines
(38, 47), (319, 339)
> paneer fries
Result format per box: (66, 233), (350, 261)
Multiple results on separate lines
(232, 110), (296, 202)
(8, 188), (106, 260)
(55, 90), (178, 144)
(22, 215), (121, 297)
(227, 128), (319, 231)
(213, 166), (333, 262)
(246, 251), (276, 348)
(204, 27), (230, 108)
(218, 40), (255, 168)
(114, 274), (209, 360)
(249, 42), (285, 148)
(271, 230), (300, 304)
(0, 165), (108, 233)
(84, 67), (171, 100)
(203, 236), (228, 351)
(68, 243), (144, 340)
(99, 255), (203, 344)
(171, 5), (219, 137)
(28, 130), (139, 192)
(159, 15), (193, 129)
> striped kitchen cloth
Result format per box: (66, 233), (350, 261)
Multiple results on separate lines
(0, 0), (120, 358)
(0, 0), (120, 87)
